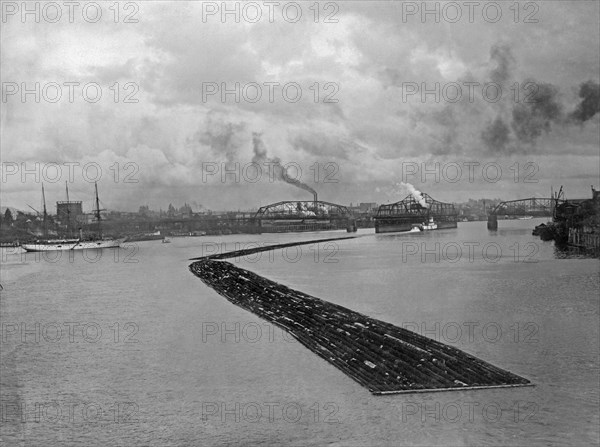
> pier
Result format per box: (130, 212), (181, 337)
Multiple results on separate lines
(568, 228), (600, 251)
(189, 238), (531, 394)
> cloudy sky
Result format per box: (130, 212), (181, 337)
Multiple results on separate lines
(1, 1), (599, 212)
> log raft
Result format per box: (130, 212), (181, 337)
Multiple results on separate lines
(189, 237), (531, 394)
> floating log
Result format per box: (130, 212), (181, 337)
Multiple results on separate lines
(189, 237), (531, 394)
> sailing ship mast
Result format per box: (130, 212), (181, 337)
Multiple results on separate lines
(65, 181), (71, 236)
(21, 182), (122, 252)
(94, 182), (103, 239)
(42, 183), (48, 239)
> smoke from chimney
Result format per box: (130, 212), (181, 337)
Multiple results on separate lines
(511, 81), (563, 143)
(251, 132), (318, 198)
(417, 43), (598, 155)
(395, 182), (428, 208)
(481, 116), (511, 152)
(569, 80), (600, 123)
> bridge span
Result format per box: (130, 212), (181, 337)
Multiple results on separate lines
(254, 200), (353, 233)
(487, 197), (563, 230)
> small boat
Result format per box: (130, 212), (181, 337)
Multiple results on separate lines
(533, 223), (556, 240)
(419, 217), (438, 231)
(409, 225), (422, 232)
(532, 223), (547, 236)
(518, 216), (534, 220)
(162, 238), (171, 244)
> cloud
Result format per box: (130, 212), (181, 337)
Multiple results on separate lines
(1, 2), (599, 209)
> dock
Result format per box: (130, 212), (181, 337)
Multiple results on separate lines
(189, 238), (531, 394)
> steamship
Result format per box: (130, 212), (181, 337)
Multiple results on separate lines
(21, 183), (124, 252)
(419, 217), (438, 231)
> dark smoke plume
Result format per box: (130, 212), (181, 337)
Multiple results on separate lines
(511, 81), (562, 143)
(251, 132), (317, 197)
(489, 43), (515, 84)
(569, 80), (600, 123)
(420, 42), (596, 154)
(481, 116), (510, 152)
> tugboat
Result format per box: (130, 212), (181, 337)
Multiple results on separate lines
(419, 217), (438, 231)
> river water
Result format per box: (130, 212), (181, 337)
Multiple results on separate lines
(1, 219), (598, 446)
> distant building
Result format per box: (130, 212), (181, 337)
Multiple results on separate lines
(359, 202), (378, 213)
(78, 213), (97, 225)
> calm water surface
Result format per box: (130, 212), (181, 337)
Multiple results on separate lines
(1, 219), (598, 446)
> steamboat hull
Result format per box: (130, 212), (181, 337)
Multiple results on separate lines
(375, 217), (457, 234)
(21, 238), (125, 252)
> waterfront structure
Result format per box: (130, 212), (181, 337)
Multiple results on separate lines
(253, 199), (353, 233)
(487, 197), (562, 230)
(374, 193), (458, 233)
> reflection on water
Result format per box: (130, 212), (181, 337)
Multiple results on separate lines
(1, 219), (598, 446)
